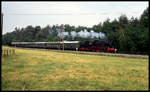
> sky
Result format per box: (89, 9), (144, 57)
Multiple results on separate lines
(1, 1), (149, 34)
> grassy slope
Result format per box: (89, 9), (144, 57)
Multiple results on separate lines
(1, 46), (148, 90)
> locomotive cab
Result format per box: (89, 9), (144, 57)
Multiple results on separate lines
(107, 44), (116, 53)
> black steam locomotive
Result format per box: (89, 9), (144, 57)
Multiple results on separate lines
(79, 40), (115, 53)
(11, 40), (116, 53)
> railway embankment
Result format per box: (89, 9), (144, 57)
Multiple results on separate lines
(54, 50), (148, 59)
(8, 46), (148, 59)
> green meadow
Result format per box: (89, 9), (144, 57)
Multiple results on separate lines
(1, 46), (148, 91)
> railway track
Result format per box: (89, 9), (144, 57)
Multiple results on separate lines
(11, 46), (148, 59)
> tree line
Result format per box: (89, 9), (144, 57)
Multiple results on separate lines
(2, 7), (149, 54)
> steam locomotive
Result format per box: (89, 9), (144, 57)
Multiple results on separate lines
(11, 40), (116, 53)
(79, 40), (116, 53)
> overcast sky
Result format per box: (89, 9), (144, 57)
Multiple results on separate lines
(2, 1), (148, 34)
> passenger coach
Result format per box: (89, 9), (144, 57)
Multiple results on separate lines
(11, 41), (79, 50)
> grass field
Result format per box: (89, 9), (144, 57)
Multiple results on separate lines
(1, 46), (149, 91)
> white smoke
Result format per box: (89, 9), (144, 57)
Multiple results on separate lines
(71, 31), (77, 39)
(77, 29), (91, 38)
(90, 30), (99, 38)
(54, 28), (105, 39)
(99, 32), (105, 38)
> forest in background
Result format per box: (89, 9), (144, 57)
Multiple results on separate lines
(2, 7), (149, 54)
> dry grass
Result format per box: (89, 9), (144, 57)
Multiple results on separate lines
(2, 46), (149, 91)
